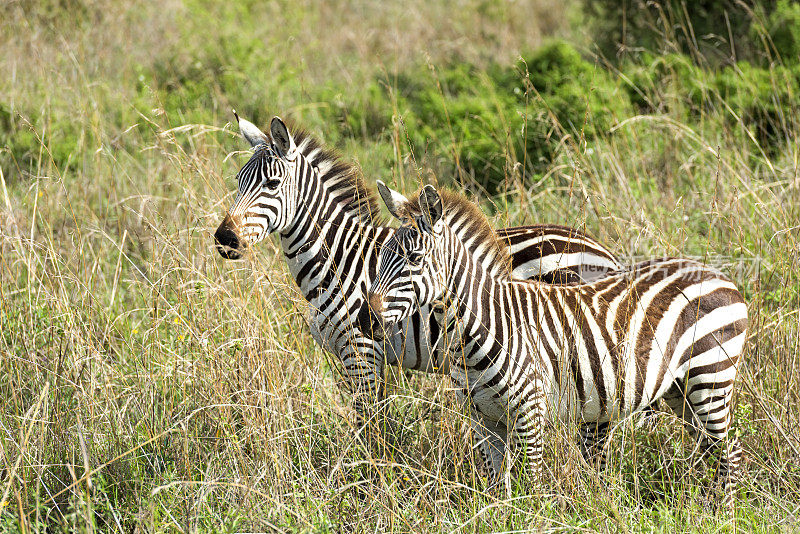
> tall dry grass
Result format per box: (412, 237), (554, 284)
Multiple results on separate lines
(1, 0), (799, 531)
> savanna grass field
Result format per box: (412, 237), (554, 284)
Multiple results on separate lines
(2, 0), (800, 531)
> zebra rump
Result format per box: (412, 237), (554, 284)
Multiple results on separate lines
(362, 183), (747, 508)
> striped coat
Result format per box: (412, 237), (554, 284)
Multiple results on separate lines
(213, 114), (621, 420)
(362, 184), (747, 507)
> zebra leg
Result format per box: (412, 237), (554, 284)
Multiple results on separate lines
(690, 383), (740, 511)
(578, 421), (610, 471)
(662, 382), (700, 438)
(471, 416), (508, 487)
(340, 342), (387, 429)
(510, 392), (546, 485)
(663, 378), (741, 510)
(701, 435), (743, 511)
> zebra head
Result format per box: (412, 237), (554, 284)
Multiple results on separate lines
(214, 114), (302, 259)
(357, 181), (446, 338)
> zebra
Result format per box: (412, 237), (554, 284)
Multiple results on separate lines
(213, 113), (622, 423)
(359, 182), (748, 507)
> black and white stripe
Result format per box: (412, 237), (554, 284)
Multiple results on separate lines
(362, 184), (747, 507)
(214, 115), (622, 420)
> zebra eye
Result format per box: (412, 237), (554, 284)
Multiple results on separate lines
(265, 179), (281, 190)
(407, 252), (423, 265)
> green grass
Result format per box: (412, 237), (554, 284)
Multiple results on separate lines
(1, 0), (800, 531)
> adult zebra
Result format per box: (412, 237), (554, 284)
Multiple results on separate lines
(360, 183), (747, 507)
(214, 114), (621, 420)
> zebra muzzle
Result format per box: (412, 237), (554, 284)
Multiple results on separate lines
(214, 214), (245, 260)
(356, 293), (388, 340)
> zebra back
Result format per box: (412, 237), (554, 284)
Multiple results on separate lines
(499, 224), (621, 283)
(363, 184), (747, 505)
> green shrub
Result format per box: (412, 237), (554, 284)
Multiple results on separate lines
(382, 41), (634, 193)
(0, 103), (38, 174)
(615, 49), (798, 156)
(582, 0), (774, 63)
(365, 62), (521, 192)
(0, 104), (84, 176)
(496, 42), (633, 187)
(409, 86), (521, 190)
(321, 81), (394, 140)
(760, 0), (800, 61)
(620, 53), (712, 114)
(712, 61), (799, 147)
(143, 0), (286, 128)
(522, 41), (632, 137)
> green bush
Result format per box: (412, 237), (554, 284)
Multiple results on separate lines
(712, 61), (799, 147)
(382, 41), (633, 193)
(615, 49), (799, 156)
(0, 103), (37, 173)
(515, 41), (632, 139)
(761, 0), (800, 61)
(321, 81), (394, 140)
(582, 0), (775, 63)
(496, 41), (632, 190)
(0, 103), (83, 176)
(620, 53), (712, 114)
(389, 62), (515, 191)
(142, 0), (289, 128)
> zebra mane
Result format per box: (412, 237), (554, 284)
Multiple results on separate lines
(405, 188), (512, 277)
(288, 124), (381, 224)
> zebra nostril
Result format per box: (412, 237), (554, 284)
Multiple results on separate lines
(356, 301), (373, 334)
(357, 295), (386, 339)
(214, 218), (244, 260)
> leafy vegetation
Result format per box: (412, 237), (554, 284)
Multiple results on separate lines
(580, 0), (781, 62)
(1, 0), (799, 531)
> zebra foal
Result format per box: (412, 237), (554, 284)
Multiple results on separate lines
(360, 182), (748, 508)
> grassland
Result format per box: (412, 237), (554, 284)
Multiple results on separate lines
(1, 0), (799, 531)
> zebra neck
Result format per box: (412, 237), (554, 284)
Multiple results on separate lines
(279, 186), (377, 301)
(446, 243), (506, 339)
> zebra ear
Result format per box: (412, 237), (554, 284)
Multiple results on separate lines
(234, 110), (269, 147)
(419, 185), (443, 229)
(376, 180), (408, 220)
(270, 116), (296, 157)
